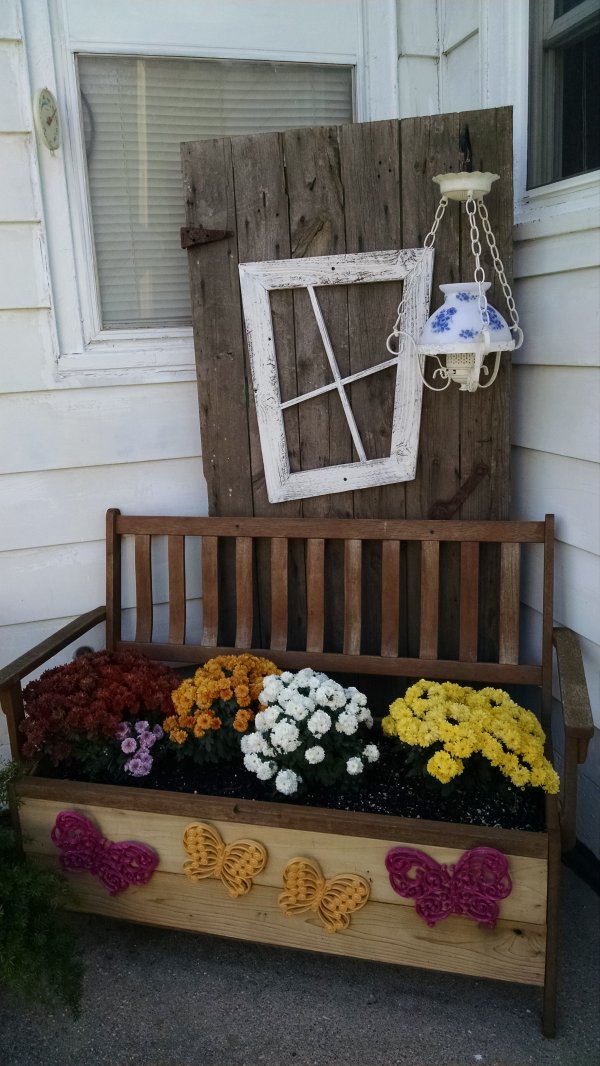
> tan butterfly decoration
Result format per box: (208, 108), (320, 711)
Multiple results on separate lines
(182, 822), (267, 898)
(278, 857), (370, 933)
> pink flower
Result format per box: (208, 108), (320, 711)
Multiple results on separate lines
(121, 737), (137, 754)
(134, 720), (150, 734)
(116, 722), (131, 740)
(138, 731), (156, 749)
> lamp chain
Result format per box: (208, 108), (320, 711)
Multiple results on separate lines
(477, 199), (524, 348)
(465, 194), (489, 328)
(386, 195), (448, 356)
(423, 196), (449, 248)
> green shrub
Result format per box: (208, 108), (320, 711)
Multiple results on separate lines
(0, 762), (83, 1016)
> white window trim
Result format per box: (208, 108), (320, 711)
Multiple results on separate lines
(484, 0), (600, 237)
(22, 0), (399, 387)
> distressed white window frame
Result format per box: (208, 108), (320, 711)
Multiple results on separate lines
(22, 0), (400, 388)
(239, 248), (433, 502)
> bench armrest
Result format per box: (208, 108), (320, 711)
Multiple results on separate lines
(0, 606), (106, 758)
(553, 626), (594, 851)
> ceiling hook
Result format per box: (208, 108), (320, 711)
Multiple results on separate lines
(459, 124), (473, 173)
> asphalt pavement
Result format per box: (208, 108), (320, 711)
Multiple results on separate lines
(0, 866), (598, 1066)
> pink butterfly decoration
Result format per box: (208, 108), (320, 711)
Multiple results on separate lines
(385, 846), (512, 928)
(51, 810), (159, 896)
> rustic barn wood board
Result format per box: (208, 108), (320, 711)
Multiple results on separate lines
(181, 108), (513, 654)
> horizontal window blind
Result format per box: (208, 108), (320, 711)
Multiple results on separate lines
(77, 56), (353, 329)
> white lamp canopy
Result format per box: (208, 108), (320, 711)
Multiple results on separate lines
(387, 171), (523, 393)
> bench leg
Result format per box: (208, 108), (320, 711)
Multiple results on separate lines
(542, 823), (561, 1037)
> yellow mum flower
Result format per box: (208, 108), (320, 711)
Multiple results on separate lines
(426, 749), (464, 784)
(382, 715), (396, 736)
(383, 680), (559, 794)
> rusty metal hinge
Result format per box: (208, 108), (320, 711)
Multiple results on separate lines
(427, 462), (489, 520)
(180, 226), (232, 249)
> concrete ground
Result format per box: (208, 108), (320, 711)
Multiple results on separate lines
(0, 866), (598, 1066)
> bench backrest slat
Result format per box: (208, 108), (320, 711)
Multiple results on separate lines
(419, 541), (440, 660)
(270, 538), (288, 652)
(167, 535), (186, 645)
(235, 537), (254, 649)
(499, 542), (521, 665)
(343, 540), (362, 656)
(134, 535), (153, 644)
(201, 536), (219, 647)
(306, 538), (325, 654)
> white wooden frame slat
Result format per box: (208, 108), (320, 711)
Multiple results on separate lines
(239, 247), (434, 502)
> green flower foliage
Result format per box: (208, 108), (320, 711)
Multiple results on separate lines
(0, 762), (84, 1016)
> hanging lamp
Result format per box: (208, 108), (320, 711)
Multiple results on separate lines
(387, 171), (523, 393)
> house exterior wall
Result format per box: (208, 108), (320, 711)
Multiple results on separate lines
(0, 0), (398, 765)
(1, 0), (598, 853)
(0, 0), (206, 765)
(397, 0), (600, 855)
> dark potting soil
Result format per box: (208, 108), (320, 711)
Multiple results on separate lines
(46, 741), (545, 833)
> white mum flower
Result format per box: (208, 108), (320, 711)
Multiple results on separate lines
(275, 769), (300, 795)
(296, 668), (325, 691)
(254, 706), (281, 732)
(308, 709), (332, 737)
(315, 682), (346, 709)
(346, 756), (364, 775)
(262, 675), (283, 702)
(347, 701), (363, 718)
(346, 686), (368, 707)
(358, 706), (373, 723)
(240, 733), (259, 754)
(283, 696), (309, 722)
(270, 720), (301, 753)
(279, 671), (294, 683)
(254, 734), (275, 757)
(255, 759), (276, 781)
(244, 752), (263, 774)
(335, 711), (359, 736)
(363, 744), (380, 763)
(304, 745), (326, 764)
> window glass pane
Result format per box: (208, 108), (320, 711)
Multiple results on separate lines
(78, 56), (353, 329)
(554, 0), (588, 16)
(561, 32), (600, 178)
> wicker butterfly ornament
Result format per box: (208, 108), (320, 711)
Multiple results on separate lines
(278, 857), (370, 933)
(182, 822), (267, 898)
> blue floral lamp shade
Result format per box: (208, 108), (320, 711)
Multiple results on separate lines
(418, 282), (515, 392)
(388, 171), (523, 393)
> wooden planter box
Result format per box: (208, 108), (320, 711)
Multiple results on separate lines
(16, 772), (559, 1030)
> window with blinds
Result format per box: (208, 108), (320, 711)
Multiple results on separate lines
(77, 56), (354, 329)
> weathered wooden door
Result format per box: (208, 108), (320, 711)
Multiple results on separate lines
(182, 107), (513, 657)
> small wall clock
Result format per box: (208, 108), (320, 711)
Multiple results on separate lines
(33, 88), (60, 152)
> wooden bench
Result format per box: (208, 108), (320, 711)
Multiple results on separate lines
(1, 510), (593, 1036)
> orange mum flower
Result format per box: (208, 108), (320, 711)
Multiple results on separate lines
(165, 654), (280, 757)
